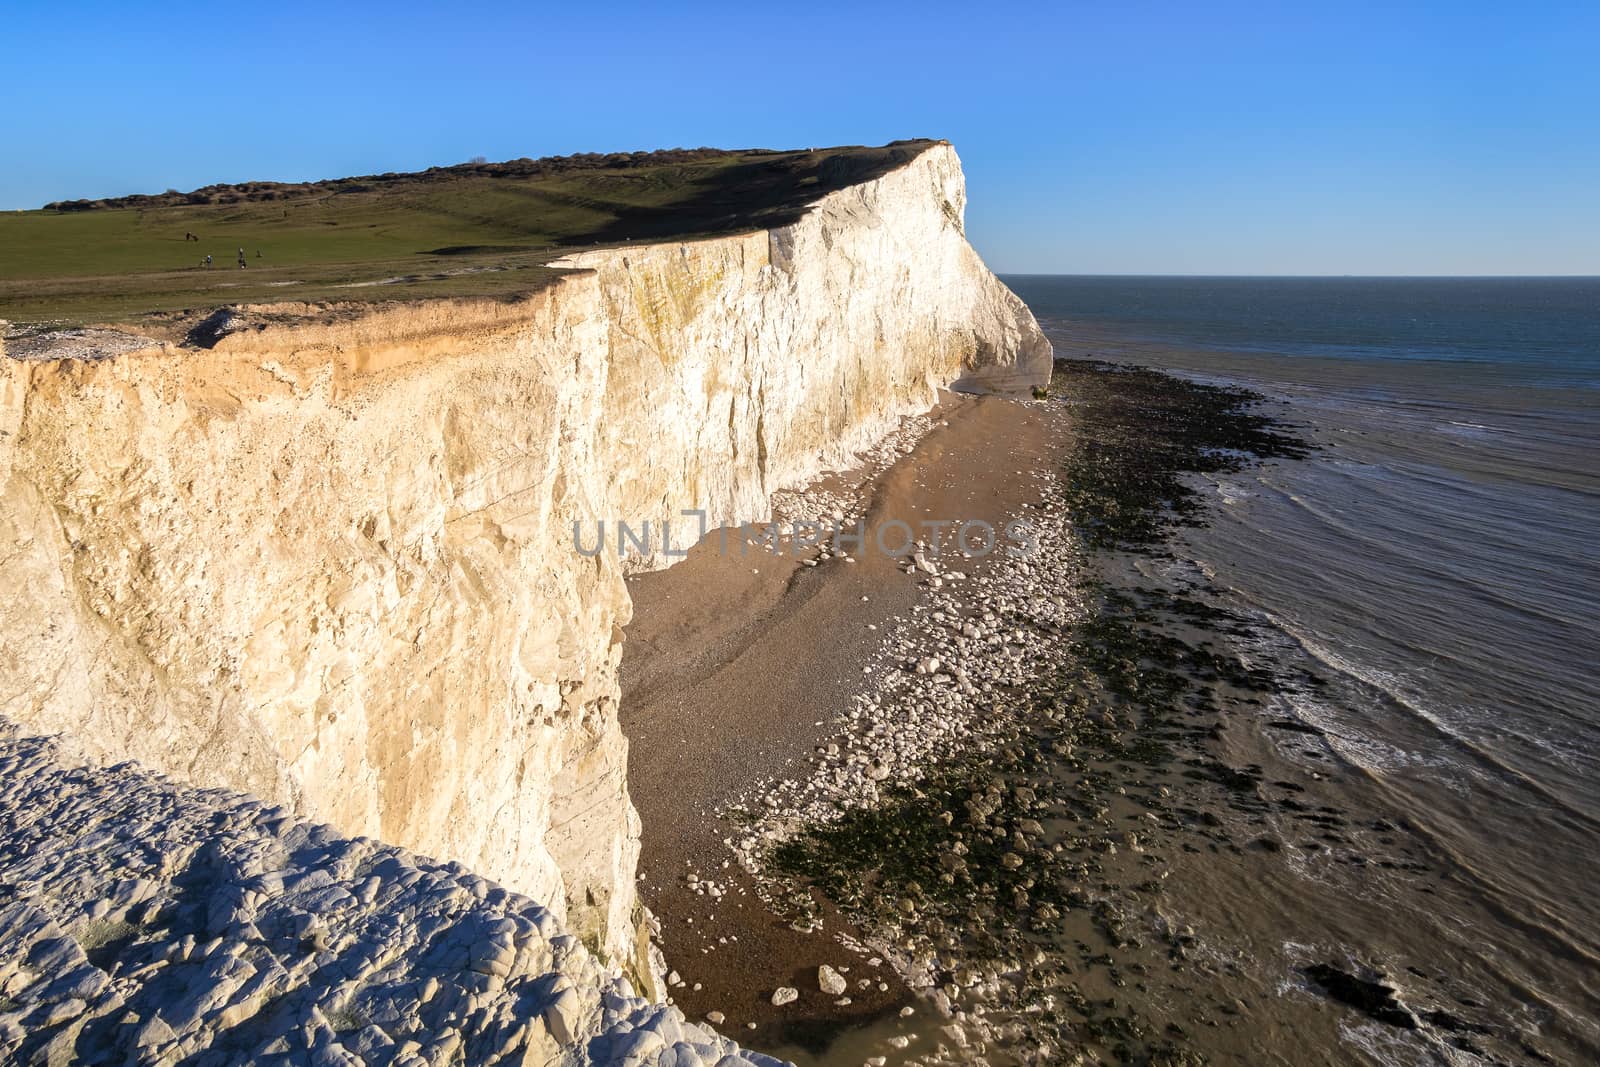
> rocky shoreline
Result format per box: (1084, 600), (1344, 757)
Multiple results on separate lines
(617, 359), (1318, 1063)
(667, 356), (1568, 1066)
(627, 356), (1541, 1066)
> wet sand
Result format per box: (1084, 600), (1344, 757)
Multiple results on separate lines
(619, 391), (1069, 1047)
(631, 355), (1600, 1065)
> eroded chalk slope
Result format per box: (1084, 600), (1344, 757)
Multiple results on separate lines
(0, 717), (783, 1067)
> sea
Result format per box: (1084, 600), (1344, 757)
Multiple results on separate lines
(1007, 275), (1600, 1063)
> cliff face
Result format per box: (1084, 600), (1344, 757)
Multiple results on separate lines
(0, 143), (1048, 974)
(551, 143), (1051, 564)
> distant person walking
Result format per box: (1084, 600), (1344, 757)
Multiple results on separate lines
(237, 247), (247, 270)
(205, 254), (213, 269)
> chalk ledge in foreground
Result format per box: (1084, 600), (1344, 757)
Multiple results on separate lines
(0, 718), (786, 1067)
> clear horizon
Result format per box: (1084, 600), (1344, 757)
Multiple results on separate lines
(5, 1), (1597, 275)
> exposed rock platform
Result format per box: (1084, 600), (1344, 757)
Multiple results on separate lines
(0, 717), (783, 1067)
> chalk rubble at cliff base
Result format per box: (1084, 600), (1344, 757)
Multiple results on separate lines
(0, 718), (785, 1067)
(716, 417), (1092, 1062)
(730, 451), (1080, 839)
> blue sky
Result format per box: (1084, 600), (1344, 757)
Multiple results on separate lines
(5, 1), (1597, 274)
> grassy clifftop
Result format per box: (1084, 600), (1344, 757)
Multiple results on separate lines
(1, 140), (938, 326)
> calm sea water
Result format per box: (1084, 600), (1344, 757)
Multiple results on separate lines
(1008, 276), (1600, 1059)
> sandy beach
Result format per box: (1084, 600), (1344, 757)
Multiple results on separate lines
(620, 391), (1072, 1049)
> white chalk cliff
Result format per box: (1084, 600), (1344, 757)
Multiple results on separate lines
(0, 142), (1050, 980)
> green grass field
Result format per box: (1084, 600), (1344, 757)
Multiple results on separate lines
(1, 141), (934, 326)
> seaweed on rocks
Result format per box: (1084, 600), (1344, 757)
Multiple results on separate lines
(743, 359), (1323, 1064)
(1053, 358), (1309, 551)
